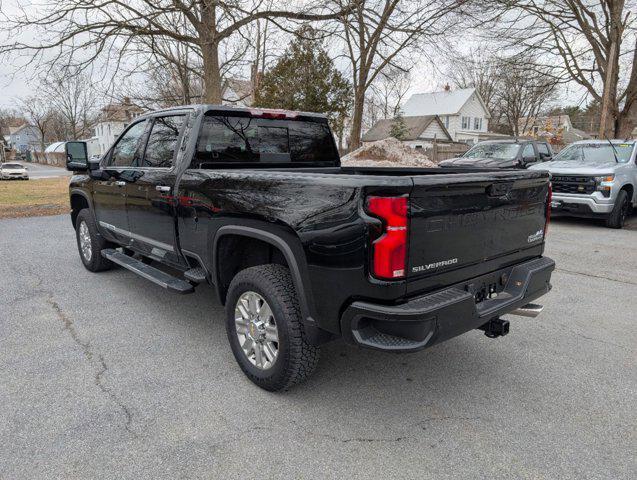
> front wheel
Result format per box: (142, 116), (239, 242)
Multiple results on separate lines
(606, 190), (631, 229)
(75, 209), (113, 272)
(225, 264), (320, 391)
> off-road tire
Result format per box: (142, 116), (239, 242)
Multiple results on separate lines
(75, 209), (114, 272)
(606, 190), (630, 229)
(225, 264), (320, 391)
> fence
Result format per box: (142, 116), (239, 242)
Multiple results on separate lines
(31, 151), (66, 167)
(423, 142), (471, 163)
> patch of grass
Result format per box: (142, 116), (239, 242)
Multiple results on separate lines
(0, 177), (70, 219)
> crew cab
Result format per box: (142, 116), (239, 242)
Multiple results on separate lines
(65, 105), (554, 391)
(439, 139), (553, 169)
(530, 140), (636, 228)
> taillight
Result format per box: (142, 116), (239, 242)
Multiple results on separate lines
(366, 196), (408, 280)
(545, 183), (552, 235)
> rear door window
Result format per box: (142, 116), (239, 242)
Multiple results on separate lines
(192, 115), (338, 168)
(142, 115), (185, 168)
(537, 143), (551, 159)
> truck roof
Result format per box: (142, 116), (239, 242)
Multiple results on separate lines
(476, 138), (536, 144)
(568, 139), (635, 145)
(138, 104), (329, 120)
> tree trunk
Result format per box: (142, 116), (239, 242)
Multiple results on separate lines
(348, 88), (366, 150)
(616, 38), (637, 138)
(598, 6), (623, 139)
(598, 42), (619, 138)
(202, 41), (223, 104)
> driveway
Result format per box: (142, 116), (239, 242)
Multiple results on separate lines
(1, 215), (635, 479)
(23, 162), (71, 179)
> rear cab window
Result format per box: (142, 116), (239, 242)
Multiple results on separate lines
(191, 113), (339, 168)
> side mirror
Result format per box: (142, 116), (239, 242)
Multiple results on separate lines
(522, 155), (536, 165)
(65, 141), (88, 171)
(88, 156), (101, 171)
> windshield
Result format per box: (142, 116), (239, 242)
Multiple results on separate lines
(553, 143), (634, 164)
(462, 143), (521, 160)
(1, 163), (23, 169)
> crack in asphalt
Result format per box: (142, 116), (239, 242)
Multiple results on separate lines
(555, 267), (637, 286)
(212, 416), (482, 449)
(47, 297), (138, 438)
(5, 263), (140, 438)
(550, 321), (629, 351)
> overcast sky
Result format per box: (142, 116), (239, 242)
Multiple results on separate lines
(0, 1), (589, 111)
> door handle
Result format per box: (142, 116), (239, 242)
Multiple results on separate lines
(156, 185), (171, 192)
(114, 181), (126, 187)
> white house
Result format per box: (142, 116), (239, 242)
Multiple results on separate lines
(94, 98), (144, 155)
(401, 87), (490, 144)
(362, 115), (452, 149)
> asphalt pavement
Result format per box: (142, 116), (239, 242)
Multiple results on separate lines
(0, 214), (635, 479)
(21, 162), (71, 179)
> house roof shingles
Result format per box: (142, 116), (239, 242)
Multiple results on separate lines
(362, 115), (450, 142)
(402, 88), (489, 118)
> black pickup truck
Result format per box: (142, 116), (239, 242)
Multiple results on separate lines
(439, 139), (554, 169)
(65, 105), (554, 391)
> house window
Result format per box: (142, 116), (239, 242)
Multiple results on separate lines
(443, 116), (449, 128)
(461, 116), (470, 129)
(474, 117), (482, 130)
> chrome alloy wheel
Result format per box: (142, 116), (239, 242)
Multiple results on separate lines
(234, 291), (279, 370)
(78, 221), (92, 261)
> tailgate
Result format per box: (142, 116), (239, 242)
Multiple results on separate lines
(408, 172), (549, 278)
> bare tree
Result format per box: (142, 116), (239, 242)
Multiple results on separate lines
(498, 58), (559, 136)
(41, 69), (97, 140)
(0, 1), (353, 104)
(17, 96), (51, 152)
(447, 48), (501, 123)
(336, 0), (467, 149)
(369, 68), (412, 119)
(490, 0), (637, 138)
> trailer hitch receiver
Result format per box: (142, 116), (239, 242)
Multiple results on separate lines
(479, 318), (510, 338)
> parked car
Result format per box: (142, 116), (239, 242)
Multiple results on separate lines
(65, 105), (554, 391)
(439, 139), (554, 169)
(0, 162), (29, 180)
(529, 140), (636, 228)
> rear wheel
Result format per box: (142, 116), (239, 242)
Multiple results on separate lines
(606, 190), (630, 229)
(225, 264), (320, 391)
(75, 209), (113, 272)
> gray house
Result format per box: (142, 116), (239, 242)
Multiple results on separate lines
(9, 124), (41, 153)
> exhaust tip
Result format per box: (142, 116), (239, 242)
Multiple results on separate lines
(510, 303), (544, 318)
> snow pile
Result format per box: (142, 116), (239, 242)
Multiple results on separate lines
(341, 138), (437, 168)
